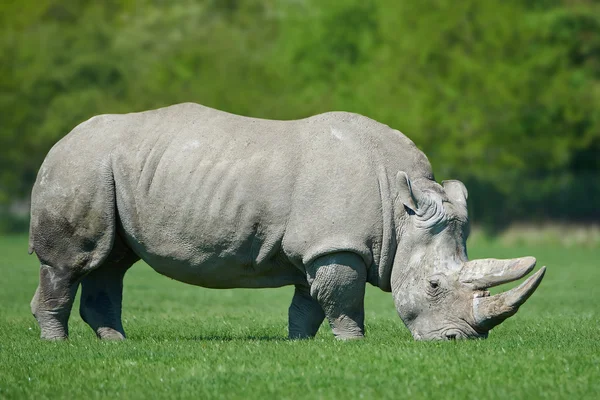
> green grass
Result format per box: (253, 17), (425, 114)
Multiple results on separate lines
(0, 235), (598, 399)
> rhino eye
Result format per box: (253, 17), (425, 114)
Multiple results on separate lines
(426, 279), (442, 298)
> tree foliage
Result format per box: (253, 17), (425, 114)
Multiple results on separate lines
(1, 0), (598, 230)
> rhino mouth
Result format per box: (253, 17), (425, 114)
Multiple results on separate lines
(473, 290), (491, 299)
(442, 328), (488, 341)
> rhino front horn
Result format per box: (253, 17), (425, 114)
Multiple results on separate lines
(472, 266), (546, 331)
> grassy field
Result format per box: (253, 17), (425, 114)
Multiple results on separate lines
(0, 235), (598, 399)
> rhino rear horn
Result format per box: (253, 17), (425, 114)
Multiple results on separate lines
(460, 257), (537, 289)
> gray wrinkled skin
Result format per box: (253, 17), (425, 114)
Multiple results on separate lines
(28, 103), (545, 341)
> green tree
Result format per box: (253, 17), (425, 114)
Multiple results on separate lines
(1, 0), (598, 231)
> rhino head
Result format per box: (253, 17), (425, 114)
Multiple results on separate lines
(390, 172), (545, 340)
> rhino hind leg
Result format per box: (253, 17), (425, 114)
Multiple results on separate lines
(31, 264), (80, 340)
(288, 284), (325, 339)
(307, 252), (367, 340)
(79, 237), (139, 340)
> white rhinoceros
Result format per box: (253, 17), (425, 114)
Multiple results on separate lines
(29, 103), (545, 341)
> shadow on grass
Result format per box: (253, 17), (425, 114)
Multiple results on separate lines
(126, 331), (290, 342)
(186, 334), (288, 342)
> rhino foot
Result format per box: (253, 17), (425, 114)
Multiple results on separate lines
(79, 253), (136, 340)
(95, 327), (126, 340)
(331, 314), (366, 340)
(31, 264), (79, 340)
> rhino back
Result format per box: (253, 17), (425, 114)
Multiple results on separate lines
(31, 103), (433, 288)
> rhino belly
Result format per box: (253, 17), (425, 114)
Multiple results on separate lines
(130, 237), (306, 289)
(112, 136), (305, 288)
(117, 195), (307, 288)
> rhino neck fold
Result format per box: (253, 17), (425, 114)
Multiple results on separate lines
(374, 166), (398, 292)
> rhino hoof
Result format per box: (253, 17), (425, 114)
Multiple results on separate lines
(96, 328), (126, 340)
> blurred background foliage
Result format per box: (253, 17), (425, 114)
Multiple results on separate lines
(1, 0), (599, 232)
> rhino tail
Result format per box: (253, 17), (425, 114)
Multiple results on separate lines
(28, 221), (34, 255)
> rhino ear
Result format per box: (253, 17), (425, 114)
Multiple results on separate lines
(396, 171), (419, 212)
(442, 179), (468, 206)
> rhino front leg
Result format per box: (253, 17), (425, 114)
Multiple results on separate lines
(79, 256), (135, 340)
(307, 252), (367, 340)
(288, 284), (326, 339)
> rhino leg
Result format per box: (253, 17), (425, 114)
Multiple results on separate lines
(31, 264), (80, 340)
(79, 241), (138, 340)
(288, 284), (325, 339)
(307, 252), (367, 340)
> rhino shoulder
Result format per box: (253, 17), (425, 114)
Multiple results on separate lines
(307, 111), (434, 180)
